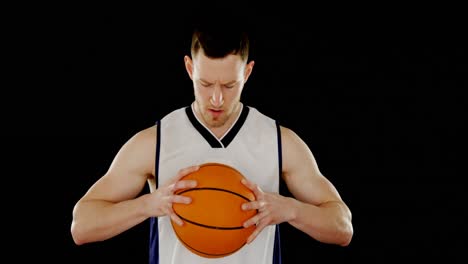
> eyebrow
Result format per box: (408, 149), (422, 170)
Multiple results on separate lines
(199, 79), (238, 85)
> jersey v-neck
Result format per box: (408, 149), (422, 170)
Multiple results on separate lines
(185, 103), (250, 148)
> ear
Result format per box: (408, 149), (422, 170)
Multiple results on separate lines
(184, 55), (194, 80)
(243, 60), (255, 83)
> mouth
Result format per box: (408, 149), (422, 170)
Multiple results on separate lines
(208, 108), (223, 118)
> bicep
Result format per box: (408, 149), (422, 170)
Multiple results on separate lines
(281, 126), (343, 205)
(80, 126), (156, 203)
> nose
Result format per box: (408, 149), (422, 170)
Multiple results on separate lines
(210, 84), (224, 107)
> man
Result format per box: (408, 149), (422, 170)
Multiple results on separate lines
(71, 21), (353, 264)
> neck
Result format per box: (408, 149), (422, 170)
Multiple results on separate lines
(193, 102), (242, 139)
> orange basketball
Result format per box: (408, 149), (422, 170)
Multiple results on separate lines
(171, 163), (257, 258)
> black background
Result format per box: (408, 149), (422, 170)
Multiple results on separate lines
(8, 2), (466, 263)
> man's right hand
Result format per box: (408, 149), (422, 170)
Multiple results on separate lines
(146, 165), (199, 225)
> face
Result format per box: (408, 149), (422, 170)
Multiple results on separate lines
(185, 52), (254, 129)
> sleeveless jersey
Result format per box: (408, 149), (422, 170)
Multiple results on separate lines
(149, 103), (283, 264)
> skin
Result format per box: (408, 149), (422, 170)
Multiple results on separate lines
(71, 50), (353, 247)
(184, 52), (254, 137)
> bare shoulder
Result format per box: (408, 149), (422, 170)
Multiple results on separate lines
(280, 126), (302, 145)
(279, 126), (311, 157)
(135, 125), (157, 143)
(109, 125), (158, 176)
(279, 125), (322, 179)
(123, 125), (157, 151)
(77, 125), (159, 202)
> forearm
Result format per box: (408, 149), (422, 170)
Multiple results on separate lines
(71, 195), (150, 245)
(288, 199), (353, 246)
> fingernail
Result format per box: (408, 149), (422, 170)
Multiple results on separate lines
(241, 204), (246, 210)
(241, 179), (246, 184)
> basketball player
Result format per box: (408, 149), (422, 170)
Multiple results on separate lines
(71, 20), (353, 264)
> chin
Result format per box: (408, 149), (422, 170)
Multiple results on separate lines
(209, 117), (227, 128)
(208, 120), (224, 128)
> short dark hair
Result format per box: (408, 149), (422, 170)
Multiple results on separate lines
(190, 22), (250, 62)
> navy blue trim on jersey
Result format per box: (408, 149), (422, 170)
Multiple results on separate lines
(273, 120), (282, 264)
(149, 217), (158, 264)
(273, 225), (282, 264)
(155, 120), (161, 189)
(185, 107), (222, 148)
(185, 105), (250, 148)
(276, 121), (282, 184)
(149, 120), (161, 264)
(221, 106), (249, 147)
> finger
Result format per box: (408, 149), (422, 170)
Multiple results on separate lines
(168, 207), (184, 226)
(241, 179), (264, 199)
(173, 165), (200, 183)
(171, 194), (192, 204)
(173, 179), (197, 191)
(241, 178), (255, 190)
(243, 210), (268, 228)
(241, 201), (263, 211)
(247, 220), (268, 244)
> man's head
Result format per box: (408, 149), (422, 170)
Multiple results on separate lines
(184, 22), (255, 130)
(190, 24), (250, 62)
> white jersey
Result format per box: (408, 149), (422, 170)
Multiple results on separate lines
(149, 103), (283, 264)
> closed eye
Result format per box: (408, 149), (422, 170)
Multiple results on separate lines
(200, 81), (213, 87)
(224, 81), (238, 89)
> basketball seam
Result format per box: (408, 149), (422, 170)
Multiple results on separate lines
(175, 213), (246, 230)
(177, 187), (252, 202)
(174, 188), (254, 229)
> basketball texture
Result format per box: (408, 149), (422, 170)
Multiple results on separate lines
(171, 163), (257, 258)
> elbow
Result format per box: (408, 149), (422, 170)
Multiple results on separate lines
(337, 202), (353, 246)
(71, 221), (86, 245)
(71, 201), (93, 245)
(71, 204), (86, 245)
(71, 212), (94, 246)
(338, 222), (353, 247)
